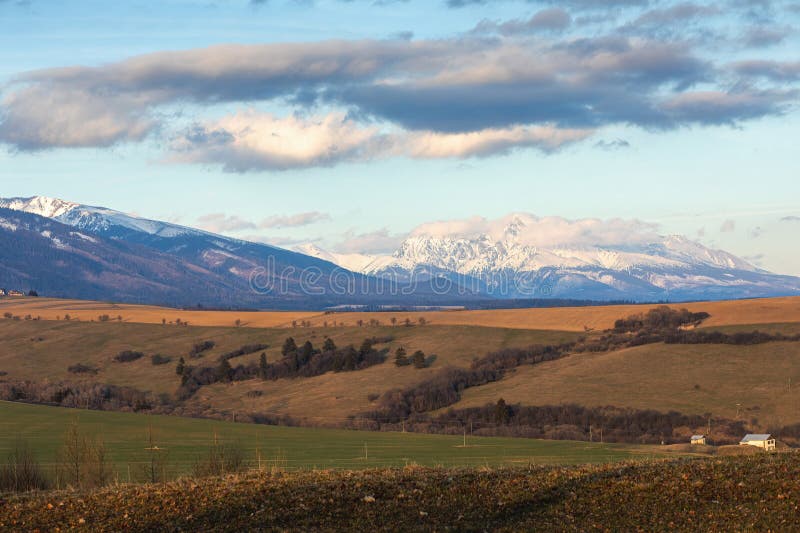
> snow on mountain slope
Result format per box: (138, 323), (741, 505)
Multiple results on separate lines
(0, 196), (214, 239)
(0, 199), (478, 307)
(298, 214), (798, 301)
(0, 196), (78, 218)
(4, 197), (797, 302)
(57, 204), (198, 238)
(293, 243), (395, 273)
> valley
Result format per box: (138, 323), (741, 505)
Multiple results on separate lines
(1, 296), (800, 445)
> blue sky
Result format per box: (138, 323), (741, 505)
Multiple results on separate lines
(1, 0), (799, 274)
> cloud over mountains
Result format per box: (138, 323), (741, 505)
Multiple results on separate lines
(0, 1), (797, 170)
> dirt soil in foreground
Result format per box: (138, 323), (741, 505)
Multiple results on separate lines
(2, 453), (799, 532)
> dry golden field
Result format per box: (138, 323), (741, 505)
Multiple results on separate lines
(0, 297), (317, 328)
(452, 340), (800, 427)
(0, 318), (577, 415)
(2, 295), (800, 331)
(3, 296), (800, 427)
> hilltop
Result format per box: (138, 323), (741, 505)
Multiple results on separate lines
(2, 295), (800, 331)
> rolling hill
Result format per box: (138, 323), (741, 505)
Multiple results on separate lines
(1, 297), (800, 440)
(2, 295), (800, 331)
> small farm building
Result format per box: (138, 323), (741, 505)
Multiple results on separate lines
(690, 435), (707, 445)
(739, 434), (776, 451)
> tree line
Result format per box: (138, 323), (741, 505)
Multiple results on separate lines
(176, 336), (391, 400)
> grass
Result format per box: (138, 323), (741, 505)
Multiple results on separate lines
(0, 297), (317, 328)
(0, 318), (579, 417)
(3, 454), (799, 531)
(454, 339), (800, 428)
(0, 402), (653, 478)
(3, 295), (800, 331)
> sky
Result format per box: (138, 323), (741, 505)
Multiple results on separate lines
(1, 0), (799, 274)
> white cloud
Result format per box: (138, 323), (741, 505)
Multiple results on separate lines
(0, 87), (154, 150)
(169, 110), (591, 171)
(409, 212), (661, 247)
(169, 111), (385, 171)
(334, 228), (407, 254)
(399, 125), (593, 158)
(260, 211), (332, 228)
(196, 213), (256, 233)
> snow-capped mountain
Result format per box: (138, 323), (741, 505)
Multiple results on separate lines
(0, 196), (80, 219)
(0, 196), (477, 308)
(297, 215), (800, 301)
(0, 196), (204, 239)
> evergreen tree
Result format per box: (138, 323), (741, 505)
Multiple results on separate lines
(323, 337), (336, 352)
(175, 357), (185, 376)
(358, 338), (373, 357)
(494, 398), (512, 425)
(259, 353), (268, 380)
(342, 346), (358, 371)
(299, 341), (314, 366)
(216, 359), (233, 382)
(394, 347), (409, 367)
(281, 337), (297, 357)
(412, 350), (426, 369)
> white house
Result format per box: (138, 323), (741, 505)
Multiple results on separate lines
(690, 435), (707, 445)
(739, 434), (776, 451)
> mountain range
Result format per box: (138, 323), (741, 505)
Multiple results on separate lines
(0, 197), (472, 309)
(296, 214), (800, 302)
(1, 196), (798, 308)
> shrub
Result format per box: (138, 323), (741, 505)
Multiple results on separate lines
(189, 340), (216, 358)
(192, 439), (246, 478)
(68, 363), (98, 375)
(219, 343), (270, 362)
(151, 354), (172, 366)
(114, 350), (145, 363)
(0, 440), (50, 492)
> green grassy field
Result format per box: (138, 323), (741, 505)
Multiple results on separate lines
(0, 401), (657, 479)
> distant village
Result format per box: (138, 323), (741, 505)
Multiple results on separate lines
(0, 288), (37, 297)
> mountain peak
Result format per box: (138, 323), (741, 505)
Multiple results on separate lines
(0, 196), (79, 218)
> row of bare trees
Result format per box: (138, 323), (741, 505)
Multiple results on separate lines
(0, 422), (251, 494)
